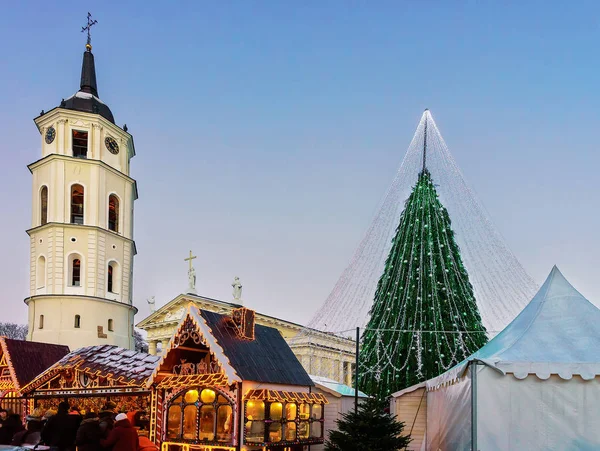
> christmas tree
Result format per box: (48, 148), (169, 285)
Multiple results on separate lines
(325, 396), (411, 451)
(359, 113), (488, 397)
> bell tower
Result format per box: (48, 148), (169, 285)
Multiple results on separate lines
(26, 21), (137, 350)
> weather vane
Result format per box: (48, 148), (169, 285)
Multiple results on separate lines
(81, 12), (98, 50)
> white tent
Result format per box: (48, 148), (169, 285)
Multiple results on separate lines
(391, 266), (600, 450)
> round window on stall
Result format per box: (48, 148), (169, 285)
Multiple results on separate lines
(201, 388), (216, 404)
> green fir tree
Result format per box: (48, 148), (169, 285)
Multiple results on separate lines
(359, 167), (488, 397)
(324, 396), (411, 451)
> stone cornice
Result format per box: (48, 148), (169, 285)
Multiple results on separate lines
(24, 294), (138, 313)
(28, 154), (138, 200)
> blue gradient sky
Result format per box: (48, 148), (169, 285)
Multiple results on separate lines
(1, 1), (599, 326)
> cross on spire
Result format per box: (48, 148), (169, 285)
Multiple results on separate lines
(184, 250), (197, 272)
(81, 12), (98, 51)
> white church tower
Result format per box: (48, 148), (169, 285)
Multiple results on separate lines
(26, 27), (137, 350)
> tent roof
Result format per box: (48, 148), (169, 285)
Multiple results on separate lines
(429, 266), (600, 386)
(310, 375), (368, 398)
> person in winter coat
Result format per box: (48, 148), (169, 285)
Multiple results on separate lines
(100, 413), (139, 451)
(41, 401), (82, 451)
(99, 401), (117, 436)
(0, 412), (24, 444)
(138, 435), (157, 451)
(0, 409), (12, 445)
(11, 410), (44, 446)
(76, 412), (103, 451)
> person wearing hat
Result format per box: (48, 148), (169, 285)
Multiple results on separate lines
(100, 413), (139, 451)
(11, 409), (44, 446)
(99, 401), (117, 436)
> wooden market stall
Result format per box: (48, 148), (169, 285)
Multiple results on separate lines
(148, 304), (328, 451)
(21, 344), (160, 434)
(0, 337), (69, 415)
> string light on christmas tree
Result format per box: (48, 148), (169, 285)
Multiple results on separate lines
(358, 111), (488, 396)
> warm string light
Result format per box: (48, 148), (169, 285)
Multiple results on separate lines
(359, 165), (488, 397)
(245, 389), (328, 405)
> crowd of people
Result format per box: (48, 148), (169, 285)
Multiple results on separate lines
(0, 401), (157, 451)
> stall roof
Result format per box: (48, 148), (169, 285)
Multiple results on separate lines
(201, 309), (314, 386)
(150, 305), (314, 387)
(22, 345), (160, 392)
(428, 266), (600, 387)
(0, 338), (69, 392)
(310, 375), (368, 398)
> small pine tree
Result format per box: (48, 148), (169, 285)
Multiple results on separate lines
(325, 396), (411, 451)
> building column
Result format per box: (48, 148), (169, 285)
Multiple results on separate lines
(338, 360), (345, 384)
(161, 339), (169, 355)
(328, 358), (336, 380)
(148, 340), (157, 356)
(345, 362), (352, 387)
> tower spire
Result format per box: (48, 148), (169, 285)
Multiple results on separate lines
(422, 109), (429, 173)
(79, 13), (99, 97)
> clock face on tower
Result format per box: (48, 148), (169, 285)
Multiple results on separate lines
(105, 136), (119, 154)
(45, 126), (56, 144)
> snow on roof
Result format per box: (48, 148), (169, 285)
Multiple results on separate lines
(65, 91), (106, 104)
(310, 374), (368, 398)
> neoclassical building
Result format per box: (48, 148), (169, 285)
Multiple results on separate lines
(25, 38), (138, 350)
(136, 291), (356, 386)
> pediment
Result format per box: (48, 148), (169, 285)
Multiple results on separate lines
(136, 294), (234, 329)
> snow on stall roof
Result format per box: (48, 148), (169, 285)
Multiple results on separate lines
(23, 345), (160, 392)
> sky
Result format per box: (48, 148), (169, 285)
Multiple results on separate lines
(1, 1), (599, 327)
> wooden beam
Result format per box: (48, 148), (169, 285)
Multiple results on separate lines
(173, 345), (207, 353)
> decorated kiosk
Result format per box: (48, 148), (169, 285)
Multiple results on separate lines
(391, 266), (600, 450)
(0, 338), (68, 415)
(149, 304), (327, 451)
(21, 344), (160, 431)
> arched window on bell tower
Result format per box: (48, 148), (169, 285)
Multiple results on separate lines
(71, 184), (84, 225)
(69, 255), (82, 287)
(107, 264), (114, 293)
(107, 261), (120, 295)
(108, 194), (119, 232)
(40, 186), (48, 225)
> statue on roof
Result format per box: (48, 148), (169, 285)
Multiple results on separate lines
(147, 296), (156, 313)
(188, 266), (197, 294)
(232, 277), (242, 302)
